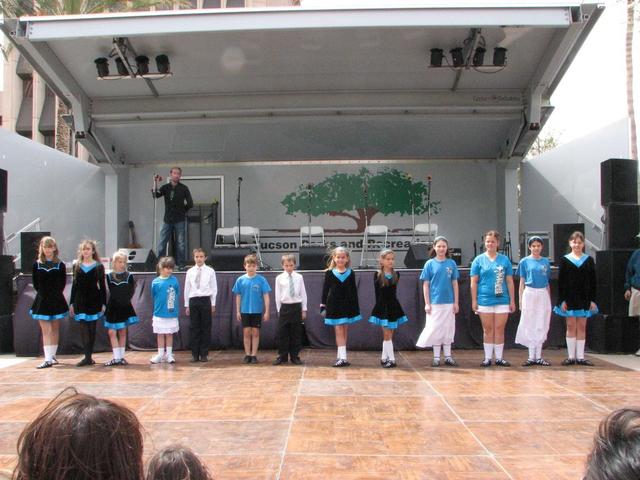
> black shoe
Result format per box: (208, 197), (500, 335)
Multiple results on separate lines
(50, 356), (59, 365)
(37, 360), (52, 369)
(481, 359), (492, 367)
(291, 357), (304, 365)
(522, 359), (537, 367)
(495, 358), (511, 367)
(243, 355), (251, 364)
(119, 358), (129, 366)
(250, 356), (258, 364)
(273, 357), (287, 365)
(536, 358), (551, 366)
(76, 357), (95, 367)
(333, 359), (350, 367)
(383, 360), (397, 368)
(561, 358), (576, 366)
(444, 357), (458, 367)
(576, 358), (594, 366)
(380, 359), (388, 366)
(190, 357), (200, 363)
(104, 358), (120, 367)
(431, 359), (441, 367)
(200, 356), (209, 363)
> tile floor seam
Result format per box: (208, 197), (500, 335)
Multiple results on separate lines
(275, 360), (305, 480)
(542, 371), (614, 413)
(399, 351), (516, 480)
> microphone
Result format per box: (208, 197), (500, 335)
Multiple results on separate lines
(238, 177), (243, 182)
(153, 174), (163, 182)
(307, 183), (313, 190)
(427, 175), (432, 183)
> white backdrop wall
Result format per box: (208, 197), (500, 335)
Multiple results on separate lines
(1, 129), (106, 264)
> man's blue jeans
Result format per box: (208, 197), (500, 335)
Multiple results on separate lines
(157, 221), (186, 267)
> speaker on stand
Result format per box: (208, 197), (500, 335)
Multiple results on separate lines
(119, 248), (157, 272)
(20, 232), (51, 274)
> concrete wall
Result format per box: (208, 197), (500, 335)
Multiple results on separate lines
(129, 160), (503, 267)
(521, 118), (631, 259)
(1, 129), (105, 264)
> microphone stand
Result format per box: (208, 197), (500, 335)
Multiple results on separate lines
(306, 184), (313, 245)
(236, 177), (242, 248)
(152, 174), (159, 252)
(426, 175), (432, 243)
(360, 178), (369, 268)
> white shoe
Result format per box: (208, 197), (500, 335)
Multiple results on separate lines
(150, 353), (164, 364)
(635, 348), (640, 357)
(166, 354), (176, 364)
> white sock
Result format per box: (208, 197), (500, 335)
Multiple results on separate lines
(157, 347), (164, 356)
(576, 340), (586, 360)
(566, 337), (576, 359)
(433, 344), (441, 360)
(120, 347), (126, 359)
(528, 346), (536, 360)
(338, 346), (347, 360)
(43, 345), (52, 362)
(494, 344), (504, 360)
(483, 343), (494, 361)
(535, 344), (543, 359)
(52, 344), (58, 358)
(166, 346), (173, 356)
(443, 344), (452, 358)
(387, 340), (395, 362)
(381, 341), (388, 360)
(113, 347), (120, 360)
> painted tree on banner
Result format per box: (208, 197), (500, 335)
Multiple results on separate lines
(281, 168), (440, 233)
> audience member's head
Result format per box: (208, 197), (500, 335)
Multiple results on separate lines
(146, 444), (212, 480)
(13, 388), (144, 480)
(584, 408), (640, 480)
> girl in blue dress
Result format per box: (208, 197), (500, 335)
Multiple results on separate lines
(368, 249), (408, 368)
(516, 236), (552, 366)
(553, 231), (598, 366)
(320, 247), (361, 367)
(470, 230), (515, 367)
(416, 236), (460, 367)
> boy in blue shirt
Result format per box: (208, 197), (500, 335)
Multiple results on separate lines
(232, 254), (271, 364)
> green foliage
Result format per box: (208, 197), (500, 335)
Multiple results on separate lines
(281, 168), (440, 229)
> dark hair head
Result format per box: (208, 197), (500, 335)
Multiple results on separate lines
(584, 408), (640, 480)
(428, 236), (451, 258)
(13, 387), (144, 480)
(527, 235), (544, 247)
(146, 444), (213, 480)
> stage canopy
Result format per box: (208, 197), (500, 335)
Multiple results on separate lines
(1, 1), (602, 166)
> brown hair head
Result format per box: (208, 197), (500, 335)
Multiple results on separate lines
(156, 256), (176, 275)
(146, 444), (213, 480)
(484, 230), (501, 245)
(37, 236), (59, 263)
(243, 254), (257, 266)
(13, 387), (144, 480)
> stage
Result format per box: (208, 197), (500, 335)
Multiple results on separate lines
(0, 349), (634, 479)
(14, 267), (634, 357)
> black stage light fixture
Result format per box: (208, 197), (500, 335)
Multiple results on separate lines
(450, 47), (464, 67)
(156, 54), (170, 74)
(493, 47), (507, 67)
(115, 57), (128, 76)
(94, 57), (109, 77)
(472, 47), (486, 67)
(135, 55), (149, 75)
(430, 48), (443, 67)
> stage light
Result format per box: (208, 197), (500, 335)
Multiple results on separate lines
(94, 57), (109, 77)
(493, 47), (507, 67)
(156, 55), (170, 74)
(450, 48), (464, 67)
(472, 47), (486, 67)
(115, 57), (128, 76)
(430, 48), (443, 67)
(135, 55), (149, 75)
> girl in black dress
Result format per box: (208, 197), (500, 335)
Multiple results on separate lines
(553, 231), (598, 366)
(104, 251), (139, 366)
(69, 240), (106, 367)
(30, 236), (68, 369)
(368, 249), (408, 368)
(320, 247), (361, 367)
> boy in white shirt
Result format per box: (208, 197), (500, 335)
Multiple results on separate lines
(184, 248), (217, 362)
(273, 254), (307, 365)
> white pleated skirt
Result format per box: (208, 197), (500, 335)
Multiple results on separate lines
(152, 316), (179, 334)
(515, 287), (551, 347)
(416, 304), (456, 348)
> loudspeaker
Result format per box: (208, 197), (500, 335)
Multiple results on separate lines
(601, 158), (638, 206)
(299, 246), (330, 270)
(119, 248), (157, 272)
(209, 247), (252, 271)
(0, 255), (14, 315)
(552, 224), (584, 263)
(587, 315), (639, 353)
(404, 244), (430, 268)
(20, 232), (50, 273)
(0, 169), (6, 213)
(605, 204), (640, 249)
(596, 249), (634, 315)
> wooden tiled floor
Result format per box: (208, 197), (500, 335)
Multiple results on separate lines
(0, 349), (634, 479)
